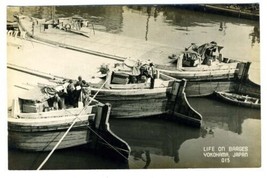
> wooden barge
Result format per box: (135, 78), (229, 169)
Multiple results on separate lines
(7, 63), (202, 126)
(8, 83), (130, 161)
(90, 67), (202, 125)
(155, 42), (249, 81)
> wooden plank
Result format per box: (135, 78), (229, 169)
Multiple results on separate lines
(17, 106), (94, 119)
(185, 80), (236, 97)
(8, 129), (91, 151)
(8, 114), (95, 132)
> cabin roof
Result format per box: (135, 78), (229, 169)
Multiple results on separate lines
(71, 15), (84, 19)
(18, 86), (53, 102)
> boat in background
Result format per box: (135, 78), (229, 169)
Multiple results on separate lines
(174, 4), (259, 20)
(214, 91), (260, 109)
(200, 4), (259, 20)
(155, 41), (250, 82)
(8, 82), (130, 161)
(154, 41), (259, 97)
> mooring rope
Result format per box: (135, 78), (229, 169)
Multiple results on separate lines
(88, 79), (108, 105)
(62, 79), (134, 162)
(36, 116), (79, 170)
(36, 78), (109, 170)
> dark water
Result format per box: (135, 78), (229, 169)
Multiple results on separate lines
(8, 97), (260, 169)
(7, 5), (260, 169)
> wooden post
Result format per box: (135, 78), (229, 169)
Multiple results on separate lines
(236, 62), (251, 81)
(91, 103), (130, 162)
(95, 104), (104, 129)
(241, 62), (251, 81)
(11, 99), (20, 118)
(99, 103), (111, 130)
(176, 53), (184, 69)
(172, 80), (186, 113)
(167, 79), (202, 127)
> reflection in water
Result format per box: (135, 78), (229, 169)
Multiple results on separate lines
(8, 96), (260, 169)
(9, 5), (260, 44)
(56, 6), (124, 33)
(15, 6), (124, 33)
(127, 6), (159, 41)
(132, 150), (151, 168)
(8, 144), (129, 170)
(153, 7), (159, 20)
(19, 6), (54, 19)
(145, 7), (151, 41)
(161, 5), (258, 27)
(110, 117), (208, 168)
(189, 97), (260, 134)
(249, 26), (260, 46)
(110, 97), (260, 168)
(219, 21), (227, 35)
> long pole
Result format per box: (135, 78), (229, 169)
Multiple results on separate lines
(37, 117), (78, 170)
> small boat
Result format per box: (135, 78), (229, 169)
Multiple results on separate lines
(155, 41), (251, 82)
(56, 16), (90, 38)
(200, 4), (259, 20)
(8, 83), (130, 161)
(88, 61), (202, 126)
(214, 91), (260, 109)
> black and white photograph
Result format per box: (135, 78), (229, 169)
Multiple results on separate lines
(3, 0), (265, 175)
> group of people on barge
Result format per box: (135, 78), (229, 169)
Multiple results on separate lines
(44, 76), (91, 111)
(104, 59), (157, 89)
(44, 59), (158, 112)
(128, 62), (156, 88)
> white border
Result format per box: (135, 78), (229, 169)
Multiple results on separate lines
(1, 0), (266, 177)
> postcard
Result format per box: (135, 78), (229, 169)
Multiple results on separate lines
(5, 1), (263, 174)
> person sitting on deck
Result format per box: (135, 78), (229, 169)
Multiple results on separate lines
(129, 75), (138, 84)
(53, 93), (63, 110)
(139, 64), (149, 78)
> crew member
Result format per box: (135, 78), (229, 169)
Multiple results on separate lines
(75, 76), (83, 87)
(53, 93), (63, 110)
(81, 82), (91, 106)
(147, 62), (156, 89)
(66, 80), (75, 106)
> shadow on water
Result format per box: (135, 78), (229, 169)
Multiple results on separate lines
(8, 144), (129, 170)
(110, 116), (204, 168)
(109, 97), (260, 168)
(8, 96), (260, 169)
